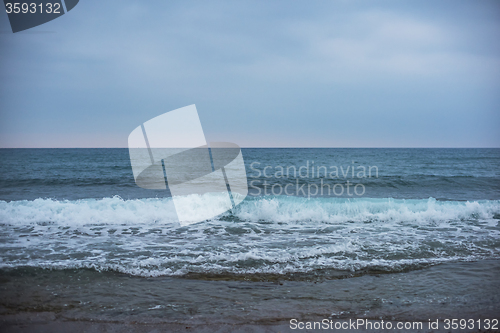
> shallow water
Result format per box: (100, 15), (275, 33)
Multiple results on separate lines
(1, 260), (499, 325)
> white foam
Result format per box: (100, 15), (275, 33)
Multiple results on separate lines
(235, 196), (500, 224)
(0, 196), (499, 277)
(0, 196), (178, 226)
(1, 196), (498, 227)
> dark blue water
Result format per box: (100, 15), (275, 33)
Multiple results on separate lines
(1, 148), (499, 201)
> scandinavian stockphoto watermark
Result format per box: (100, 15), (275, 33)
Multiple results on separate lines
(3, 0), (79, 33)
(128, 105), (248, 225)
(128, 105), (377, 224)
(289, 318), (499, 331)
(248, 161), (378, 198)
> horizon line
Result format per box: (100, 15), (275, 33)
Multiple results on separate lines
(1, 147), (499, 149)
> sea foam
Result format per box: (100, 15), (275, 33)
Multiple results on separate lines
(0, 195), (499, 277)
(0, 195), (498, 226)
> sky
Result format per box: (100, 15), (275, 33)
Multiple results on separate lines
(0, 0), (499, 148)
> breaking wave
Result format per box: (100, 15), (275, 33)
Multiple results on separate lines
(0, 195), (499, 278)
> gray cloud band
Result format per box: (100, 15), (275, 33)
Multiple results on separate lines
(128, 105), (248, 225)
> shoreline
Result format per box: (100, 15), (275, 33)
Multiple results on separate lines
(2, 314), (499, 333)
(1, 259), (499, 332)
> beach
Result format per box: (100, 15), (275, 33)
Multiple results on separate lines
(1, 260), (499, 332)
(0, 148), (499, 332)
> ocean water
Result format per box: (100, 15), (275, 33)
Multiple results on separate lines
(0, 148), (499, 326)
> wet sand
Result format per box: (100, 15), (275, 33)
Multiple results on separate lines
(1, 260), (499, 332)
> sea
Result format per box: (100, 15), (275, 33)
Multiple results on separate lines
(0, 148), (499, 329)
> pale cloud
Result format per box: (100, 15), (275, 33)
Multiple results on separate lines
(0, 0), (499, 147)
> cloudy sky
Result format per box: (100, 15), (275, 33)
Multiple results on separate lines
(0, 0), (499, 147)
